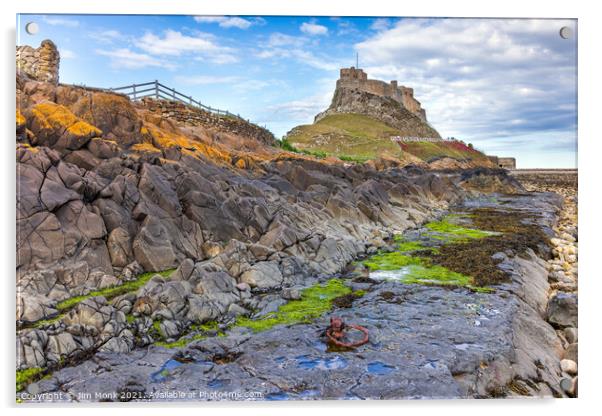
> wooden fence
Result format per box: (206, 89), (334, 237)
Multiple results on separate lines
(110, 80), (244, 121)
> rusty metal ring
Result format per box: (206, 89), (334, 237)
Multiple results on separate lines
(326, 324), (369, 348)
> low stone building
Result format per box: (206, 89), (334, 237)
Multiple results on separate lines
(487, 156), (517, 169)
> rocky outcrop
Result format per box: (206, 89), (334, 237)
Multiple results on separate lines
(138, 98), (276, 146)
(16, 68), (523, 368)
(16, 40), (60, 84)
(16, 46), (540, 397)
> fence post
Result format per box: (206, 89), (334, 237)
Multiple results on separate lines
(133, 84), (137, 101)
(154, 80), (159, 99)
(172, 87), (176, 100)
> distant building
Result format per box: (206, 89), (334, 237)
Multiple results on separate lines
(487, 156), (516, 169)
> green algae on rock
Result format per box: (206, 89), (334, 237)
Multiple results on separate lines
(236, 279), (352, 332)
(16, 367), (45, 392)
(363, 252), (425, 271)
(24, 269), (176, 330)
(155, 321), (221, 349)
(424, 215), (498, 242)
(56, 269), (175, 313)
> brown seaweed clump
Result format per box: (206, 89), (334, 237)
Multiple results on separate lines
(425, 208), (551, 287)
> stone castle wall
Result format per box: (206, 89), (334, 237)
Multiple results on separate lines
(16, 40), (60, 84)
(337, 67), (427, 121)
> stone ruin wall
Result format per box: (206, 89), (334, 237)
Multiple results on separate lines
(337, 67), (427, 121)
(16, 39), (60, 85)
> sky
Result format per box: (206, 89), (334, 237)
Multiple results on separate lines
(17, 15), (577, 168)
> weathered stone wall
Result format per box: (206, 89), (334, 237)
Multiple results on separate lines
(16, 40), (60, 85)
(138, 98), (276, 146)
(337, 67), (427, 121)
(499, 157), (517, 169)
(488, 156), (516, 169)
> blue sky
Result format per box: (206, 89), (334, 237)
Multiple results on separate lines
(17, 15), (577, 168)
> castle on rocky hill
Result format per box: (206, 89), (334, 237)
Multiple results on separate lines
(313, 66), (440, 139)
(336, 67), (427, 122)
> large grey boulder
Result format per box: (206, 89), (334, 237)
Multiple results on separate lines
(107, 227), (132, 268)
(16, 292), (57, 322)
(239, 261), (283, 289)
(132, 216), (177, 271)
(547, 292), (578, 328)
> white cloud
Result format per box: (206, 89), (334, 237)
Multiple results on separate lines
(300, 21), (328, 36)
(96, 48), (175, 70)
(134, 30), (238, 64)
(174, 75), (241, 85)
(194, 16), (256, 29)
(354, 18), (577, 157)
(256, 47), (339, 71)
(89, 29), (122, 44)
(256, 32), (339, 71)
(268, 91), (332, 122)
(41, 16), (79, 28)
(266, 32), (306, 48)
(370, 18), (390, 32)
(59, 48), (76, 59)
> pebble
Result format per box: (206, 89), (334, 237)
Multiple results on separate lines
(560, 359), (577, 375)
(564, 327), (578, 344)
(563, 343), (578, 363)
(560, 377), (576, 396)
(550, 238), (562, 247)
(561, 233), (576, 242)
(281, 287), (302, 300)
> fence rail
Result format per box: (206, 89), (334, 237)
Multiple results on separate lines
(109, 80), (245, 121)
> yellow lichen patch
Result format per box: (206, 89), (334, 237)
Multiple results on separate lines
(131, 142), (162, 155)
(31, 102), (101, 137)
(234, 158), (247, 169)
(144, 123), (194, 150)
(18, 143), (39, 153)
(16, 110), (26, 128)
(67, 120), (102, 137)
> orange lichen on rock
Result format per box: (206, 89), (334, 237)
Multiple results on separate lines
(130, 142), (162, 155)
(16, 110), (26, 129)
(31, 102), (101, 137)
(144, 123), (193, 150)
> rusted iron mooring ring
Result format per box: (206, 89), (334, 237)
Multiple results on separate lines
(326, 317), (369, 348)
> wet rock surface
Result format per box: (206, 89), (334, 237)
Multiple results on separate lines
(21, 193), (568, 401)
(15, 63), (575, 401)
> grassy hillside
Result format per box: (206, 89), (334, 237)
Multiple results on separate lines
(285, 113), (489, 164)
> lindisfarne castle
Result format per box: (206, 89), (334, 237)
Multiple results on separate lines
(336, 67), (427, 122)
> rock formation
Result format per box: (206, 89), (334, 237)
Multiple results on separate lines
(16, 40), (60, 84)
(15, 41), (575, 400)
